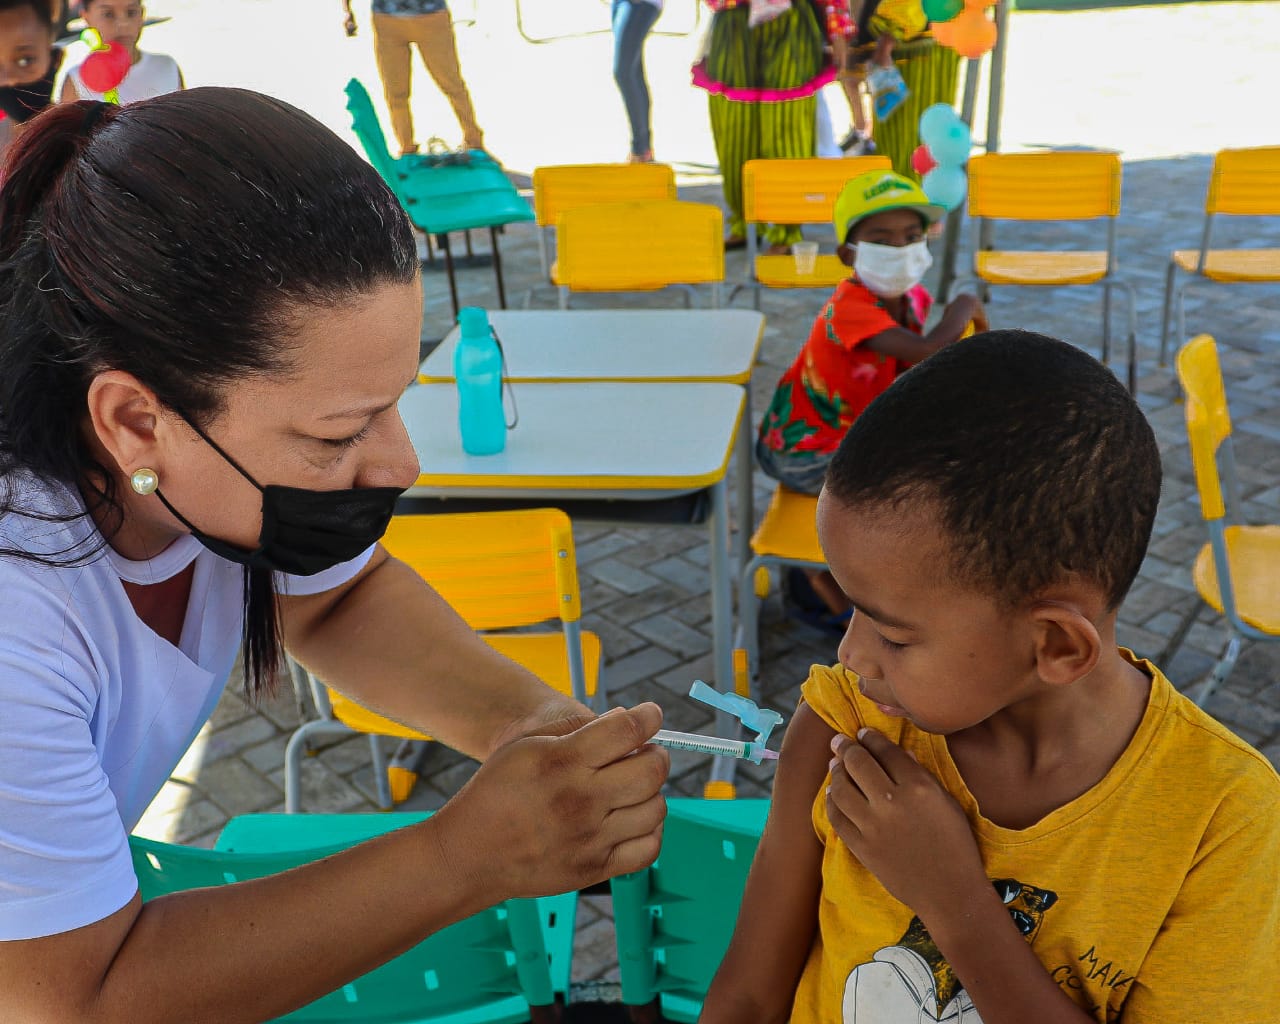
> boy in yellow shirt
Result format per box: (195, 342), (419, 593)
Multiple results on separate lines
(702, 330), (1280, 1023)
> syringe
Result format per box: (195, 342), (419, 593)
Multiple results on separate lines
(647, 728), (779, 762)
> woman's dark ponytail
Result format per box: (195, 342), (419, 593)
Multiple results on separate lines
(0, 101), (116, 258)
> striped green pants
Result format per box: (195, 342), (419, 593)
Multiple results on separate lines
(710, 93), (817, 245)
(704, 3), (826, 245)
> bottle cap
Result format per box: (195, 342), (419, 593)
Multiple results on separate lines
(458, 306), (489, 334)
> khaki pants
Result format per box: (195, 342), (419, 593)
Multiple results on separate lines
(371, 10), (484, 154)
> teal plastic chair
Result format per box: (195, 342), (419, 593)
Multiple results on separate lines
(130, 817), (576, 1024)
(344, 78), (534, 314)
(611, 799), (769, 1021)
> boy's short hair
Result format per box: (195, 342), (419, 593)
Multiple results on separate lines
(824, 330), (1161, 610)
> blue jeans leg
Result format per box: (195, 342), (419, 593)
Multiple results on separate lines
(612, 0), (661, 156)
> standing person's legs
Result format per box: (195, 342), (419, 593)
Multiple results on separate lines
(409, 10), (485, 151)
(758, 96), (816, 246)
(611, 0), (661, 158)
(370, 14), (417, 156)
(708, 94), (758, 242)
(752, 1), (823, 246)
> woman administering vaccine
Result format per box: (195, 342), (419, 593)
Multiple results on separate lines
(0, 90), (668, 1022)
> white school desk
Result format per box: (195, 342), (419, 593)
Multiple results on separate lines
(419, 309), (765, 571)
(396, 381), (744, 702)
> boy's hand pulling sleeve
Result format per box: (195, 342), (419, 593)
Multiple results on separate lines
(826, 728), (989, 922)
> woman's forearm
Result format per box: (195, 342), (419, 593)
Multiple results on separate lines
(282, 553), (586, 760)
(12, 819), (491, 1024)
(8, 703), (669, 1024)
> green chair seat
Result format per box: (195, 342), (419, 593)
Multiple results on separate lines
(130, 814), (576, 1024)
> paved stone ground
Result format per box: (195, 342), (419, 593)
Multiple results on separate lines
(128, 0), (1280, 995)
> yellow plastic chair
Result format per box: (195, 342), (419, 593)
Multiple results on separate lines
(734, 485), (828, 698)
(531, 162), (676, 282)
(284, 509), (603, 811)
(741, 155), (893, 307)
(553, 200), (725, 309)
(1158, 147), (1280, 366)
(949, 151), (1138, 392)
(1159, 335), (1280, 707)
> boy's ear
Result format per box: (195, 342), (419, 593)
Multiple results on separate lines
(837, 242), (855, 267)
(1028, 601), (1101, 687)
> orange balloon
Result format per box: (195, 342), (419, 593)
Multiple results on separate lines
(931, 17), (957, 44)
(949, 7), (997, 58)
(963, 0), (992, 9)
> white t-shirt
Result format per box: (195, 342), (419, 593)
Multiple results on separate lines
(66, 50), (182, 104)
(0, 474), (372, 940)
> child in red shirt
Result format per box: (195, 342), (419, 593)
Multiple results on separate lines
(757, 170), (983, 493)
(756, 169), (984, 618)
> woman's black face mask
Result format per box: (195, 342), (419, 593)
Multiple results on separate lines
(153, 417), (404, 577)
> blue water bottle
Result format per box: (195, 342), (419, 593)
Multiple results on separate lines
(454, 306), (506, 455)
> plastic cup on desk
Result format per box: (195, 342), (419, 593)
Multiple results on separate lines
(792, 241), (819, 276)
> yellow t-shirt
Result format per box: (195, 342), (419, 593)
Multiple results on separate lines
(792, 653), (1280, 1023)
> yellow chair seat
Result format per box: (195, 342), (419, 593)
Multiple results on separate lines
(754, 253), (850, 289)
(975, 250), (1110, 286)
(750, 486), (825, 564)
(1192, 525), (1280, 635)
(1172, 248), (1280, 282)
(328, 630), (603, 738)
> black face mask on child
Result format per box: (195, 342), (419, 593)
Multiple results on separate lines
(0, 49), (61, 124)
(153, 418), (404, 577)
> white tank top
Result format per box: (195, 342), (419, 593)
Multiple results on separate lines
(69, 51), (182, 104)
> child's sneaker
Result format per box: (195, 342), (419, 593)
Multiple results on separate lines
(867, 64), (909, 121)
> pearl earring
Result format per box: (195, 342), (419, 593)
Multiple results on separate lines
(130, 468), (159, 495)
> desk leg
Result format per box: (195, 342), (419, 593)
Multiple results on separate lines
(733, 381), (754, 575)
(707, 476), (739, 789)
(707, 476), (734, 696)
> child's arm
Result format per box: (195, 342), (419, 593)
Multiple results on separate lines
(864, 293), (986, 362)
(59, 76), (79, 104)
(829, 729), (1097, 1024)
(701, 701), (836, 1023)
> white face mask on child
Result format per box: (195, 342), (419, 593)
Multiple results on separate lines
(854, 240), (933, 298)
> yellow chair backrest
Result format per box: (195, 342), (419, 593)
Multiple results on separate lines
(1205, 147), (1280, 217)
(967, 152), (1122, 221)
(742, 156), (893, 225)
(380, 508), (583, 628)
(532, 163), (677, 227)
(1175, 335), (1232, 522)
(556, 200), (724, 291)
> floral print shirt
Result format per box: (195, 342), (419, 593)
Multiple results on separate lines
(757, 278), (932, 458)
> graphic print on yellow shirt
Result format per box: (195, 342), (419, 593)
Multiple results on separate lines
(792, 653), (1280, 1024)
(842, 877), (1058, 1021)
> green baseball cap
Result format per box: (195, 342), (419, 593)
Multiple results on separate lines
(833, 170), (947, 244)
